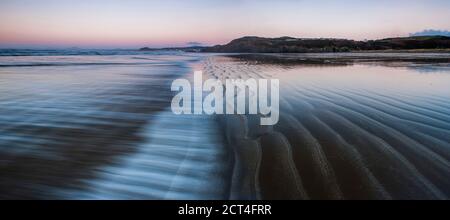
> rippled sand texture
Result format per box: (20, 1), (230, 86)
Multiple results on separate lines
(0, 55), (231, 199)
(204, 56), (450, 200)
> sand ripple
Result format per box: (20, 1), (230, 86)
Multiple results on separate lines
(204, 56), (450, 200)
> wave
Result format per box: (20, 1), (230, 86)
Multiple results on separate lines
(0, 62), (171, 67)
(0, 49), (183, 56)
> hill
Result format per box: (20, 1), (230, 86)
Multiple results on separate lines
(201, 36), (450, 53)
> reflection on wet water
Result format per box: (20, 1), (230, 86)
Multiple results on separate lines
(0, 53), (449, 199)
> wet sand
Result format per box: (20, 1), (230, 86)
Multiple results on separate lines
(0, 53), (449, 199)
(204, 54), (450, 200)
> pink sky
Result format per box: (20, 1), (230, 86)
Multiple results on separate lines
(1, 0), (449, 48)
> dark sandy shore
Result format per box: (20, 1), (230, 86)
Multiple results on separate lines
(204, 53), (450, 200)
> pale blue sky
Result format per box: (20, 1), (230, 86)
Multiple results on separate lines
(1, 0), (449, 48)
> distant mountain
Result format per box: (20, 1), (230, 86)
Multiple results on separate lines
(202, 36), (450, 53)
(139, 46), (207, 52)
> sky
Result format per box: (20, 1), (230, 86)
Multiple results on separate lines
(0, 0), (449, 48)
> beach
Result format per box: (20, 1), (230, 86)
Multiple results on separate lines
(206, 54), (450, 199)
(0, 52), (449, 199)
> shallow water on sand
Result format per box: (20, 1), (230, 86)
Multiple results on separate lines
(0, 53), (449, 199)
(0, 53), (232, 199)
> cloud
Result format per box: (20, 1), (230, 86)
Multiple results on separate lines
(410, 29), (450, 37)
(186, 42), (203, 47)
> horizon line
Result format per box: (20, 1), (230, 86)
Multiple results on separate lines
(1, 33), (450, 50)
